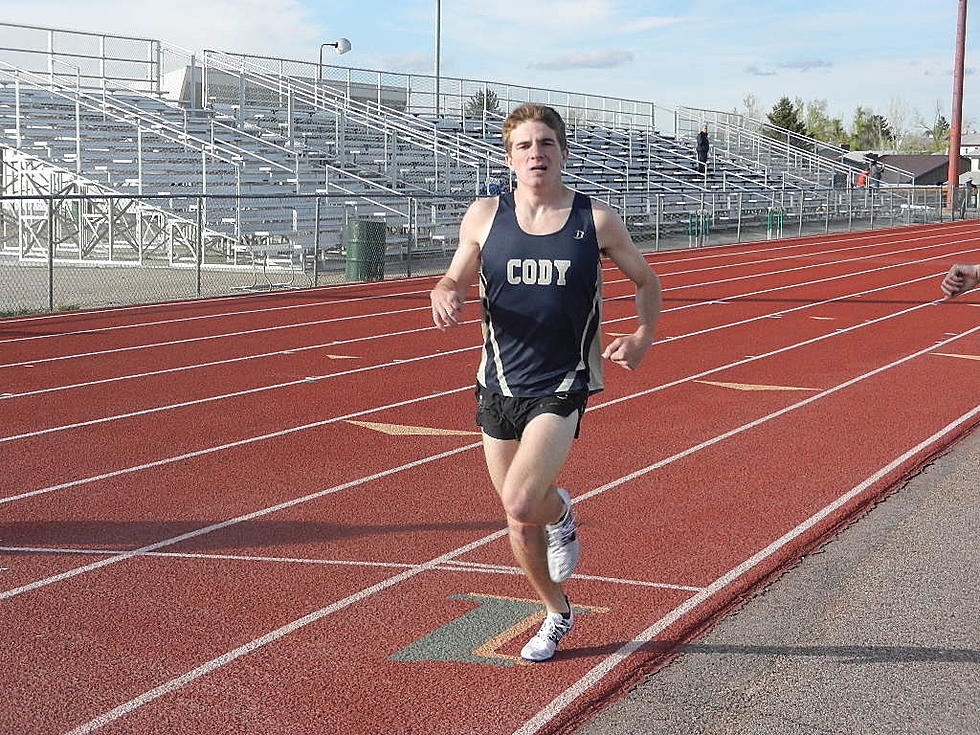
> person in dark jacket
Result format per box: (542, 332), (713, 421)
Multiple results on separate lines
(696, 124), (709, 174)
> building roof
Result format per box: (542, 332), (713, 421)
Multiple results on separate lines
(879, 154), (967, 177)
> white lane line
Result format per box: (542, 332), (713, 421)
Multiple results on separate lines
(0, 273), (436, 326)
(438, 560), (705, 592)
(0, 264), (942, 403)
(0, 546), (421, 572)
(0, 286), (435, 345)
(1, 292), (953, 506)
(511, 403), (980, 735)
(0, 546), (696, 591)
(0, 346), (478, 444)
(0, 385), (472, 506)
(56, 329), (979, 735)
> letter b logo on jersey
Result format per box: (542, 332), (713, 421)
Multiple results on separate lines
(506, 258), (572, 286)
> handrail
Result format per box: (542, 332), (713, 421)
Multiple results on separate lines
(200, 49), (626, 204)
(198, 48), (485, 195)
(0, 61), (240, 173)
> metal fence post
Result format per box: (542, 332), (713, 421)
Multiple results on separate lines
(824, 189), (830, 233)
(407, 197), (416, 278)
(736, 193), (742, 242)
(47, 196), (54, 312)
(313, 195), (321, 287)
(798, 193), (804, 236)
(196, 195), (203, 297)
(655, 194), (661, 251)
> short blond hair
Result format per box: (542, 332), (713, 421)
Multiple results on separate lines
(501, 103), (567, 153)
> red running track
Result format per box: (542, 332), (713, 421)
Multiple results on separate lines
(1, 221), (978, 735)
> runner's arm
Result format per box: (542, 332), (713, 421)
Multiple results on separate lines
(430, 199), (492, 330)
(594, 203), (661, 370)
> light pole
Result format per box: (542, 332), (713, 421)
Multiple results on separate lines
(434, 0), (441, 118)
(318, 38), (352, 103)
(947, 0), (968, 211)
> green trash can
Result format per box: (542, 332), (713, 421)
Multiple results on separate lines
(344, 220), (386, 281)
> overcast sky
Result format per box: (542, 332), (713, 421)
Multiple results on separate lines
(3, 0), (976, 129)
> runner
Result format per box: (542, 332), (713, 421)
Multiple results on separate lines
(430, 103), (661, 662)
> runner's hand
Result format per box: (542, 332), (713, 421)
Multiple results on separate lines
(602, 332), (652, 371)
(431, 287), (465, 330)
(941, 264), (980, 298)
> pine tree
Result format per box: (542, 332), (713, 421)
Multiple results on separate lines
(464, 89), (501, 119)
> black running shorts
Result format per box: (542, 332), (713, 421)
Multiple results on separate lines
(475, 385), (588, 441)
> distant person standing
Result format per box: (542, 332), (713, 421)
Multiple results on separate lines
(869, 160), (884, 190)
(696, 124), (709, 174)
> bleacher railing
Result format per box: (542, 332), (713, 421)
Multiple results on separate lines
(0, 21), (161, 93)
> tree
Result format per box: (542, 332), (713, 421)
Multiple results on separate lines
(887, 96), (916, 152)
(766, 96), (809, 148)
(464, 88), (501, 119)
(741, 92), (762, 121)
(803, 98), (847, 147)
(850, 107), (894, 150)
(922, 108), (951, 152)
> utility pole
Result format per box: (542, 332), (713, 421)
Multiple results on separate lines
(947, 0), (968, 209)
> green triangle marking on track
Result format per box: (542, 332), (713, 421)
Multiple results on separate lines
(389, 593), (606, 667)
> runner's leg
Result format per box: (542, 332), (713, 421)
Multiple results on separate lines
(482, 411), (577, 613)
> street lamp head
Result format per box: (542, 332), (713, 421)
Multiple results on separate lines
(333, 38), (352, 55)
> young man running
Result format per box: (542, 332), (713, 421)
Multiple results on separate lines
(430, 103), (661, 662)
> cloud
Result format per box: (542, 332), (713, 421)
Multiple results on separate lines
(745, 64), (776, 77)
(382, 53), (432, 74)
(622, 16), (686, 33)
(528, 49), (633, 71)
(1, 0), (325, 61)
(778, 59), (833, 72)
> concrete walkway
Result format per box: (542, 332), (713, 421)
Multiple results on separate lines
(576, 426), (980, 735)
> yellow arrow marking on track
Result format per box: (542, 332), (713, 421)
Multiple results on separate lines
(695, 380), (820, 392)
(346, 420), (481, 436)
(809, 316), (835, 320)
(605, 332), (633, 337)
(932, 352), (980, 362)
(325, 354), (359, 359)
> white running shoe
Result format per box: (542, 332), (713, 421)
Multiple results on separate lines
(545, 487), (579, 583)
(520, 608), (575, 662)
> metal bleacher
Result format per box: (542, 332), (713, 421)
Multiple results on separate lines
(0, 20), (900, 285)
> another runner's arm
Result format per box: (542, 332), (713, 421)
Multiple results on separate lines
(941, 263), (980, 298)
(594, 202), (661, 370)
(430, 198), (493, 330)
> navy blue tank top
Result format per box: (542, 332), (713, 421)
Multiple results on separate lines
(477, 191), (603, 397)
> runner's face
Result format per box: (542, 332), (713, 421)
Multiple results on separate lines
(506, 120), (567, 187)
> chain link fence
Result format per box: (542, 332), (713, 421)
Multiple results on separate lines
(0, 187), (964, 315)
